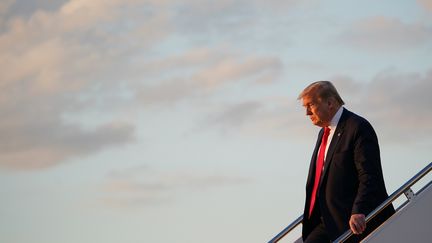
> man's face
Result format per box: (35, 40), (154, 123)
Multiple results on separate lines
(302, 95), (333, 127)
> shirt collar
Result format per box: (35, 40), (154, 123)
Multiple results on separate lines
(329, 106), (343, 130)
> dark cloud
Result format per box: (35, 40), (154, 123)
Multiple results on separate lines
(6, 0), (68, 18)
(0, 95), (136, 169)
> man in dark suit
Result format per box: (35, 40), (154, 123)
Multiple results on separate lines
(298, 81), (394, 242)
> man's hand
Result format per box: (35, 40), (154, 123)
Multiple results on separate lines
(349, 214), (366, 235)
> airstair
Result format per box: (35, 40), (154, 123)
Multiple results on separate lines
(268, 162), (432, 243)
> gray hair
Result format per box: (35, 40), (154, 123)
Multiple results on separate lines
(298, 81), (345, 105)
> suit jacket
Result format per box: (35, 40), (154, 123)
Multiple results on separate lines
(302, 108), (395, 242)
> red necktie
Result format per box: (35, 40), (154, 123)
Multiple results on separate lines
(309, 127), (331, 217)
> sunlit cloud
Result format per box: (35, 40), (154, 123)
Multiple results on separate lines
(363, 69), (432, 136)
(0, 0), (14, 14)
(98, 166), (252, 208)
(191, 56), (282, 88)
(2, 0), (428, 172)
(0, 0), (286, 170)
(202, 96), (315, 139)
(203, 68), (432, 143)
(1, 1), (430, 243)
(339, 16), (432, 51)
(135, 47), (283, 106)
(333, 69), (432, 142)
(0, 0), (166, 170)
(418, 0), (432, 12)
(206, 101), (264, 129)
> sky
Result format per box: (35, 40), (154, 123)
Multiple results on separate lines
(0, 0), (431, 242)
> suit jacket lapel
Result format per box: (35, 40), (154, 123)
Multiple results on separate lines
(319, 108), (348, 186)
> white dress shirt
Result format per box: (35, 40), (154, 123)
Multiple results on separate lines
(324, 106), (344, 159)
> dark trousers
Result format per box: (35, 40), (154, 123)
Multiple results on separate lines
(304, 205), (366, 243)
(304, 206), (331, 243)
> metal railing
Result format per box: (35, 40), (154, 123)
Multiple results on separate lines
(268, 215), (303, 243)
(269, 162), (432, 243)
(334, 162), (432, 242)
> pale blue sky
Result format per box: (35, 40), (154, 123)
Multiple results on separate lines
(0, 0), (431, 242)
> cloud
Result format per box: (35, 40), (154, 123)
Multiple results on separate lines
(0, 121), (135, 170)
(206, 101), (264, 129)
(0, 0), (15, 14)
(202, 68), (432, 143)
(0, 0), (288, 170)
(166, 0), (253, 35)
(170, 0), (254, 34)
(0, 0), (168, 170)
(158, 0), (310, 41)
(331, 69), (432, 142)
(191, 56), (282, 88)
(2, 0), (68, 21)
(201, 96), (315, 139)
(135, 47), (283, 106)
(418, 0), (432, 12)
(339, 16), (432, 51)
(98, 166), (252, 208)
(0, 0), (172, 93)
(361, 69), (432, 138)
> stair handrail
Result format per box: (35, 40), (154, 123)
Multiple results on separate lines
(268, 162), (432, 243)
(268, 214), (303, 243)
(334, 161), (432, 242)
